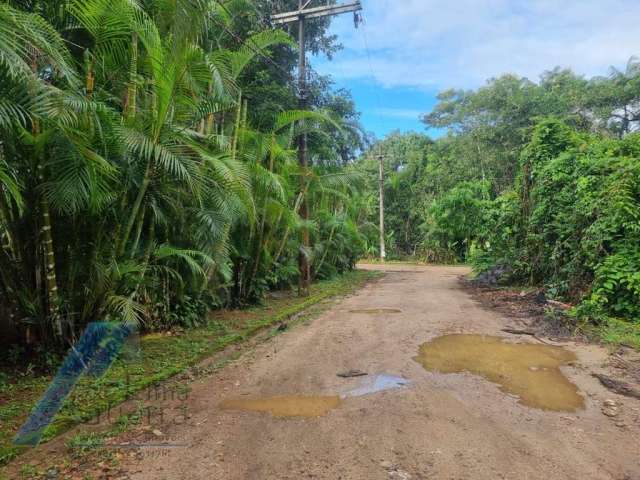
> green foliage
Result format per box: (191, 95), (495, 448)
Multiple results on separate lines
(423, 181), (490, 260)
(0, 0), (368, 349)
(580, 248), (640, 322)
(358, 62), (640, 333)
(599, 318), (640, 350)
(483, 121), (640, 322)
(356, 132), (434, 258)
(473, 191), (523, 270)
(66, 432), (105, 458)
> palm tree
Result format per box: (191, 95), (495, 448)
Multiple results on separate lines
(0, 0), (368, 347)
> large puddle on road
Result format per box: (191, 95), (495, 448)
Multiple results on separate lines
(414, 334), (584, 412)
(219, 395), (341, 417)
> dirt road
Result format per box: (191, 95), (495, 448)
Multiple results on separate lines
(122, 265), (639, 479)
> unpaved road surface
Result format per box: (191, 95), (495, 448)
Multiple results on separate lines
(117, 265), (639, 479)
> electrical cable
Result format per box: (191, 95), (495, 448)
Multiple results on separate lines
(211, 0), (298, 86)
(358, 10), (388, 148)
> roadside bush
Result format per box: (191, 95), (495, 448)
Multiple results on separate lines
(579, 248), (640, 322)
(475, 119), (640, 323)
(423, 180), (491, 260)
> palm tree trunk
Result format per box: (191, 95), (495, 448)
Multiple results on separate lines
(28, 54), (62, 341)
(205, 82), (214, 134)
(86, 57), (95, 99)
(314, 211), (339, 277)
(125, 33), (138, 121)
(129, 205), (146, 258)
(38, 162), (63, 340)
(0, 191), (18, 264)
(243, 140), (276, 297)
(231, 91), (242, 160)
(0, 217), (21, 337)
(113, 33), (139, 251)
(118, 162), (151, 257)
(274, 184), (308, 265)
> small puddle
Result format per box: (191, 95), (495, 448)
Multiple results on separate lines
(219, 395), (341, 417)
(349, 308), (402, 314)
(343, 374), (410, 397)
(219, 374), (410, 417)
(414, 334), (584, 412)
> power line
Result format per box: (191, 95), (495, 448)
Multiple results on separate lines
(359, 13), (393, 261)
(210, 0), (297, 85)
(359, 13), (384, 112)
(270, 0), (362, 294)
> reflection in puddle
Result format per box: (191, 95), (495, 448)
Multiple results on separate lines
(349, 308), (402, 314)
(414, 334), (584, 412)
(343, 374), (410, 397)
(220, 395), (341, 417)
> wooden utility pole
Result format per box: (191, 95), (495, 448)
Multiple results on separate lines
(378, 154), (386, 261)
(272, 1), (362, 296)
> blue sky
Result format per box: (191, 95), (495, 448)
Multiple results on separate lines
(311, 0), (640, 140)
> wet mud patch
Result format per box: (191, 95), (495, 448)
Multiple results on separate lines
(219, 395), (341, 417)
(415, 334), (584, 412)
(349, 308), (402, 314)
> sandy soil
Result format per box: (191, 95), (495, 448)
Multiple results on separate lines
(12, 265), (640, 479)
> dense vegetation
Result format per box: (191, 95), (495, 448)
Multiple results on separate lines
(0, 0), (371, 353)
(358, 61), (640, 330)
(2, 0), (638, 359)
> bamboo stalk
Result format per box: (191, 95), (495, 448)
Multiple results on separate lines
(244, 136), (275, 297)
(231, 91), (242, 160)
(125, 33), (138, 121)
(38, 162), (63, 339)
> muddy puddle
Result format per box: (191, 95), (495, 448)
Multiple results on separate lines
(220, 395), (341, 417)
(414, 334), (584, 412)
(349, 308), (402, 314)
(220, 373), (410, 417)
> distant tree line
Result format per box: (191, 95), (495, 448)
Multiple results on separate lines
(358, 59), (640, 324)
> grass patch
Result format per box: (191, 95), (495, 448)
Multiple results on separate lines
(0, 270), (380, 467)
(65, 432), (105, 458)
(599, 318), (640, 350)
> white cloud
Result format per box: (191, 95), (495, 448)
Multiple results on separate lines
(315, 0), (640, 90)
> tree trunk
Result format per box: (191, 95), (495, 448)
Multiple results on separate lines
(314, 209), (339, 277)
(38, 162), (63, 340)
(118, 162), (151, 257)
(231, 91), (242, 160)
(125, 33), (138, 121)
(243, 145), (275, 298)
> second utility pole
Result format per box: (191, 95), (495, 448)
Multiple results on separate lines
(378, 154), (386, 262)
(272, 1), (362, 296)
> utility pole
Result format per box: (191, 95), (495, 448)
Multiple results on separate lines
(272, 1), (362, 296)
(378, 154), (386, 261)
